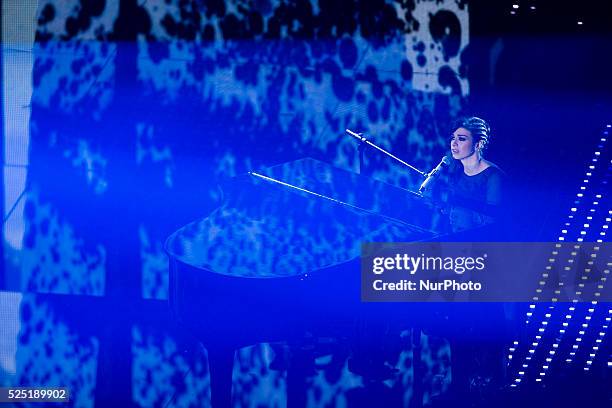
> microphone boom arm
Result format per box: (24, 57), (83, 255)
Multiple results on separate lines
(345, 128), (428, 177)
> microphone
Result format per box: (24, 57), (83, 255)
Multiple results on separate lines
(418, 155), (450, 193)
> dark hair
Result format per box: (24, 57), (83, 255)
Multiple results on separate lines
(453, 116), (492, 151)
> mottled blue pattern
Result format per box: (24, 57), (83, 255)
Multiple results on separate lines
(15, 0), (469, 405)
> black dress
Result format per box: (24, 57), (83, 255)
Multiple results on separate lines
(447, 165), (505, 233)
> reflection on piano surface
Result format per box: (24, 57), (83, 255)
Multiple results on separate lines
(165, 158), (499, 407)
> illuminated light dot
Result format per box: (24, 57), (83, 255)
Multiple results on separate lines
(571, 208), (577, 212)
(584, 224), (590, 228)
(563, 323), (569, 327)
(539, 328), (545, 332)
(569, 307), (575, 311)
(586, 173), (592, 176)
(529, 305), (535, 309)
(595, 152), (601, 155)
(539, 372), (546, 376)
(586, 360), (592, 365)
(527, 312), (533, 316)
(552, 344), (559, 348)
(587, 216), (593, 220)
(532, 342), (539, 346)
(536, 335), (542, 339)
(536, 378), (542, 382)
(579, 331), (585, 335)
(573, 345), (579, 349)
(519, 371), (525, 375)
(546, 358), (552, 362)
(589, 166), (595, 169)
(596, 194), (602, 198)
(543, 365), (549, 369)
(513, 4), (519, 9)
(593, 201), (599, 205)
(589, 353), (595, 358)
(549, 350), (556, 355)
(576, 338), (582, 342)
(580, 187), (586, 190)
(566, 359), (572, 362)
(577, 21), (583, 25)
(578, 238), (584, 242)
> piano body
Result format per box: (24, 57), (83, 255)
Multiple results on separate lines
(165, 158), (447, 407)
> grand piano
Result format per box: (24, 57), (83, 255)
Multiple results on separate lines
(165, 158), (453, 407)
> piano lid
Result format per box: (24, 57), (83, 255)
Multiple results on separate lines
(165, 158), (439, 278)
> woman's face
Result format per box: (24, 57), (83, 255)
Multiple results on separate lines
(450, 127), (476, 160)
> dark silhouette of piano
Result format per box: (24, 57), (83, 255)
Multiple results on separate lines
(165, 158), (467, 407)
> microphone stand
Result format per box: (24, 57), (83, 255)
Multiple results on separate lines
(346, 128), (428, 178)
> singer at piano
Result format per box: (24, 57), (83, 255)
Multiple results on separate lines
(445, 116), (505, 234)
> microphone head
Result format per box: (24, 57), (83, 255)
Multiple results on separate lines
(441, 155), (450, 165)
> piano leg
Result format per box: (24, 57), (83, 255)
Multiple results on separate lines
(207, 346), (235, 408)
(410, 328), (423, 408)
(286, 345), (310, 408)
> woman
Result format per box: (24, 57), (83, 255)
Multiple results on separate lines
(439, 117), (509, 403)
(446, 116), (505, 233)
